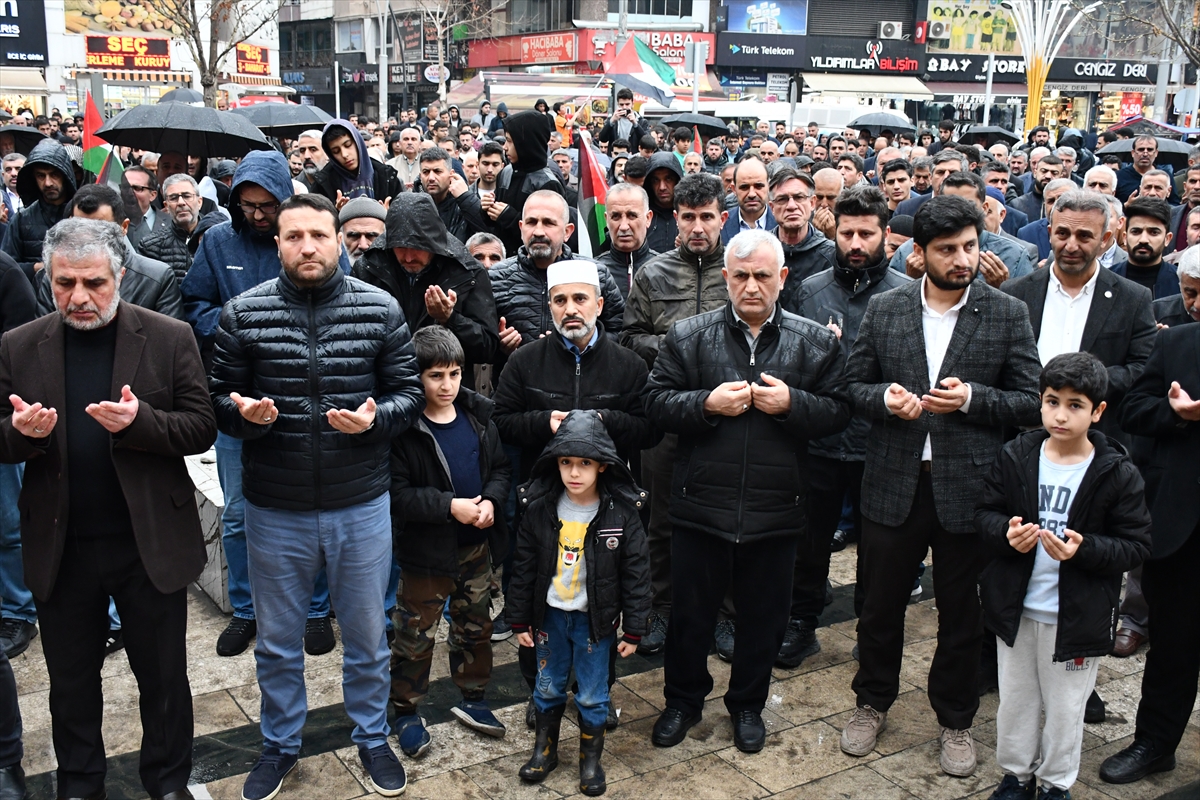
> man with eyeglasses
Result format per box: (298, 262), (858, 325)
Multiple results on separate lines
(138, 173), (223, 282)
(339, 196), (387, 262)
(769, 167), (835, 290)
(182, 151), (351, 660)
(1117, 135), (1180, 204)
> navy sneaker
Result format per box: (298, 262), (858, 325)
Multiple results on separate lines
(1037, 787), (1071, 800)
(988, 774), (1036, 800)
(451, 699), (507, 737)
(394, 714), (431, 758)
(359, 743), (407, 796)
(491, 616), (513, 642)
(241, 747), (298, 800)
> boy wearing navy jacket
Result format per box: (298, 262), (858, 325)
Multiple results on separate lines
(976, 352), (1152, 800)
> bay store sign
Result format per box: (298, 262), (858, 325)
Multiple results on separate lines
(927, 55), (1156, 84)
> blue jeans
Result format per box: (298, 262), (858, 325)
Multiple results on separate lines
(245, 494), (392, 752)
(0, 462), (34, 623)
(533, 607), (613, 729)
(216, 434), (330, 620)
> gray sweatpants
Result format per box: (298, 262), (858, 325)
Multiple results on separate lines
(995, 617), (1100, 791)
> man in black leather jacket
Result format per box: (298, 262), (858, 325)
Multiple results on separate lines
(643, 227), (850, 755)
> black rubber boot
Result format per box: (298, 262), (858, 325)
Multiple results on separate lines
(579, 724), (607, 796)
(519, 704), (564, 782)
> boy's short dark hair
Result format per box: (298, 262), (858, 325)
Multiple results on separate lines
(413, 326), (465, 373)
(1040, 352), (1108, 409)
(913, 195), (984, 249)
(623, 155), (649, 179)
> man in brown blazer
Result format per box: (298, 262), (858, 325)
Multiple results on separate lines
(0, 218), (216, 800)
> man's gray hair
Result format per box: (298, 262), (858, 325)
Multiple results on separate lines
(912, 156), (934, 171)
(1053, 189), (1110, 231)
(1029, 146), (1051, 160)
(1, 152), (24, 165)
(1143, 168), (1171, 182)
(1055, 146), (1077, 160)
(1045, 178), (1077, 195)
(1189, 144), (1200, 164)
(297, 129), (323, 141)
(606, 181), (649, 211)
(1083, 165), (1117, 189)
(932, 149), (967, 170)
(1178, 244), (1200, 281)
(465, 232), (505, 258)
(42, 218), (126, 283)
(1104, 194), (1125, 219)
(161, 173), (199, 194)
(724, 228), (784, 272)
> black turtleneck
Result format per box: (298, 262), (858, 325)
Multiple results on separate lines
(1123, 260), (1161, 292)
(64, 319), (133, 538)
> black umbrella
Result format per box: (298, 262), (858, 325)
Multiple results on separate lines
(1098, 137), (1192, 170)
(659, 113), (729, 138)
(158, 88), (204, 104)
(0, 109), (10, 121)
(849, 111), (915, 135)
(229, 103), (333, 139)
(959, 125), (1022, 147)
(0, 125), (47, 156)
(95, 103), (271, 158)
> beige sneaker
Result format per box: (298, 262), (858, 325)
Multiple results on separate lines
(939, 727), (977, 777)
(840, 705), (887, 756)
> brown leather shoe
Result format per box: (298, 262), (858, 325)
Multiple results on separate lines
(1112, 628), (1147, 658)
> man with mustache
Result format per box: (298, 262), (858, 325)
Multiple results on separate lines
(595, 183), (658, 301)
(1112, 198), (1181, 300)
(294, 129), (328, 191)
(0, 139), (76, 280)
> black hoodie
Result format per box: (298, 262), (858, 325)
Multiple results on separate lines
(644, 151), (683, 253)
(492, 110), (565, 255)
(1, 139), (77, 280)
(355, 194), (500, 387)
(508, 410), (651, 644)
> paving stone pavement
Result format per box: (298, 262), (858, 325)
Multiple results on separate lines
(9, 544), (1199, 799)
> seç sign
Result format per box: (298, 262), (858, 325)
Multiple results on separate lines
(86, 35), (171, 70)
(235, 43), (270, 76)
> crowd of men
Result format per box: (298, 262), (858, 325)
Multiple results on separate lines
(0, 97), (1195, 800)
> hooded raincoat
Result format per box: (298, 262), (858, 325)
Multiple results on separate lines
(1, 139), (77, 279)
(309, 119), (402, 203)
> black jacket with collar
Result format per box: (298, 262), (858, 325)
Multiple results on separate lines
(975, 430), (1151, 661)
(1001, 265), (1156, 438)
(594, 240), (658, 301)
(775, 224), (837, 292)
(792, 256), (911, 461)
(1152, 293), (1196, 327)
(507, 410), (651, 644)
(389, 388), (511, 576)
(643, 303), (851, 543)
(492, 322), (661, 481)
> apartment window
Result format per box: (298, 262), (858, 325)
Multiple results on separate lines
(337, 19), (364, 52)
(510, 0), (578, 34)
(607, 0), (693, 15)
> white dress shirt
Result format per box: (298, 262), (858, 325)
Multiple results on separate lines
(4, 188), (20, 213)
(915, 276), (972, 460)
(1037, 266), (1098, 366)
(739, 210), (768, 231)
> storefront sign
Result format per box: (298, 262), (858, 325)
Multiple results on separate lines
(584, 30), (716, 67)
(806, 38), (926, 74)
(766, 72), (791, 95)
(86, 35), (171, 70)
(926, 54), (1026, 82)
(390, 63), (420, 85)
(1046, 58), (1156, 84)
(1120, 92), (1145, 119)
(341, 67), (379, 84)
(520, 33), (576, 64)
(424, 64), (450, 83)
(0, 0), (48, 66)
(925, 0), (1022, 57)
(236, 43), (270, 76)
(717, 32), (804, 68)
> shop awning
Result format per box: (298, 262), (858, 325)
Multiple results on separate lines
(0, 68), (48, 94)
(226, 73), (284, 86)
(926, 82), (1028, 98)
(69, 69), (192, 84)
(802, 73), (932, 100)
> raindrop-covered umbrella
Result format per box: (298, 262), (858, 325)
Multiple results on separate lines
(96, 103), (271, 158)
(659, 113), (730, 138)
(848, 111), (915, 135)
(1097, 136), (1193, 170)
(230, 103), (334, 139)
(0, 125), (47, 156)
(960, 125), (1022, 146)
(158, 88), (204, 104)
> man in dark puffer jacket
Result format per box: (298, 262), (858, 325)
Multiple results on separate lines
(210, 194), (423, 798)
(0, 138), (76, 280)
(489, 190), (624, 354)
(354, 193), (499, 390)
(643, 227), (849, 754)
(137, 173), (224, 282)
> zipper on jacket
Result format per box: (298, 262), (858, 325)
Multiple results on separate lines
(574, 359), (581, 406)
(694, 254), (703, 315)
(308, 292), (322, 508)
(734, 343), (754, 542)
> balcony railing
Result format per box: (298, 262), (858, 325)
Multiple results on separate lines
(280, 49), (335, 69)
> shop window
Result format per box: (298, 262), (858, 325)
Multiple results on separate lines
(510, 0), (579, 33)
(338, 19), (365, 53)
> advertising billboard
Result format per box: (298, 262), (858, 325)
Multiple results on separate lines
(926, 0), (1021, 57)
(0, 0), (49, 66)
(726, 0), (809, 36)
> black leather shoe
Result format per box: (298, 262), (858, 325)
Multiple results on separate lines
(652, 707), (702, 747)
(0, 764), (25, 800)
(732, 709), (766, 753)
(304, 615), (335, 656)
(830, 529), (849, 552)
(1084, 690), (1105, 724)
(1099, 739), (1176, 784)
(152, 789), (194, 800)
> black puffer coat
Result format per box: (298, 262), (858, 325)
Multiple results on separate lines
(643, 303), (850, 543)
(0, 139), (77, 279)
(137, 211), (226, 282)
(492, 110), (565, 256)
(976, 430), (1152, 662)
(594, 240), (658, 302)
(492, 323), (660, 480)
(507, 410), (651, 644)
(776, 224), (837, 289)
(390, 388), (511, 576)
(210, 267), (426, 511)
(354, 193), (500, 386)
(489, 244), (625, 344)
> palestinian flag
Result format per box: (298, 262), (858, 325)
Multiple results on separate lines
(607, 38), (676, 107)
(95, 147), (125, 191)
(575, 133), (608, 258)
(82, 91), (109, 174)
(693, 126), (703, 154)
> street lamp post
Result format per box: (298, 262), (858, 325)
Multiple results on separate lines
(1001, 0), (1102, 134)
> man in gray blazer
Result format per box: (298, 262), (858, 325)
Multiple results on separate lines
(840, 196), (1042, 777)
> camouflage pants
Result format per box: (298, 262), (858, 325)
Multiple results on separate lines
(389, 541), (494, 714)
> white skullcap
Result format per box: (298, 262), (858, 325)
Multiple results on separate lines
(546, 260), (600, 290)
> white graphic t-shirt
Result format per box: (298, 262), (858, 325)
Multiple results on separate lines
(1024, 441), (1094, 624)
(547, 494), (599, 612)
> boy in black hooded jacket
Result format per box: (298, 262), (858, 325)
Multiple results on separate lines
(508, 410), (650, 796)
(975, 353), (1151, 800)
